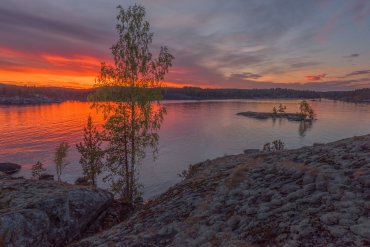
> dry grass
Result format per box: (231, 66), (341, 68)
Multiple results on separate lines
(354, 167), (367, 178)
(225, 158), (263, 188)
(277, 159), (318, 176)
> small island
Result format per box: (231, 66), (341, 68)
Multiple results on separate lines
(237, 111), (311, 121)
(237, 101), (316, 122)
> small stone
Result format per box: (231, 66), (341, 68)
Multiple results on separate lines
(320, 212), (341, 225)
(281, 183), (300, 194)
(38, 174), (54, 180)
(358, 175), (370, 187)
(339, 218), (356, 226)
(243, 149), (260, 154)
(327, 225), (348, 238)
(227, 215), (241, 230)
(350, 222), (370, 238)
(302, 174), (315, 185)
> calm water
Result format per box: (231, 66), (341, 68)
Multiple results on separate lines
(1, 99), (370, 198)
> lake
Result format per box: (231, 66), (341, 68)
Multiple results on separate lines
(1, 99), (370, 198)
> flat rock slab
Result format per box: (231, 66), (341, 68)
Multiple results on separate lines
(0, 179), (113, 247)
(0, 163), (21, 174)
(74, 135), (370, 247)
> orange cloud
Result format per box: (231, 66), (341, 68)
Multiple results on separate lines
(42, 54), (101, 68)
(304, 73), (327, 81)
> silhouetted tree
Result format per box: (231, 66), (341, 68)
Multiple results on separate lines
(263, 139), (285, 152)
(76, 116), (104, 187)
(54, 142), (69, 182)
(31, 161), (46, 179)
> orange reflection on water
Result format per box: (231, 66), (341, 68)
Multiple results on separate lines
(0, 102), (104, 158)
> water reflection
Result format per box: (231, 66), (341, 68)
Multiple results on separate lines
(1, 99), (370, 198)
(299, 121), (314, 137)
(269, 117), (315, 137)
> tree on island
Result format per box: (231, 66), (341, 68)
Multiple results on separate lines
(90, 5), (174, 203)
(272, 104), (287, 115)
(54, 142), (70, 182)
(299, 100), (316, 120)
(76, 116), (105, 187)
(278, 104), (287, 114)
(272, 106), (278, 115)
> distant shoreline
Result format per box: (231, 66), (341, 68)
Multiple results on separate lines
(0, 96), (62, 105)
(1, 84), (370, 105)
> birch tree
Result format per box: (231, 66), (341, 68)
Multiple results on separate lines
(91, 4), (173, 203)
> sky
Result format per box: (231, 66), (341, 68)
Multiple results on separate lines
(0, 0), (370, 91)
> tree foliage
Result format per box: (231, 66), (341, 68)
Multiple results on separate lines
(263, 139), (285, 152)
(90, 4), (173, 203)
(31, 161), (46, 179)
(273, 104), (287, 115)
(272, 106), (278, 115)
(299, 100), (316, 120)
(76, 116), (105, 187)
(54, 142), (70, 182)
(277, 104), (287, 114)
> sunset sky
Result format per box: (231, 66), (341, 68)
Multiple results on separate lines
(1, 0), (370, 90)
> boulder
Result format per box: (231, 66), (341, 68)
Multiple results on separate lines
(39, 174), (54, 181)
(243, 149), (260, 154)
(0, 171), (9, 179)
(0, 163), (21, 174)
(0, 179), (113, 247)
(75, 176), (91, 186)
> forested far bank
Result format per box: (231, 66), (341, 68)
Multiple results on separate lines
(1, 83), (370, 104)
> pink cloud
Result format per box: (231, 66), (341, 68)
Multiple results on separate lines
(305, 73), (327, 81)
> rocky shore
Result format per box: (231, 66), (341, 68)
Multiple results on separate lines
(0, 163), (21, 174)
(74, 135), (370, 246)
(0, 179), (113, 246)
(237, 111), (312, 121)
(2, 134), (370, 246)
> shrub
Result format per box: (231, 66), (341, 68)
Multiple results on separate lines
(263, 139), (285, 152)
(31, 161), (46, 179)
(76, 116), (104, 187)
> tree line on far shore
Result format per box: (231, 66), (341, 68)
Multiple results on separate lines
(2, 83), (370, 103)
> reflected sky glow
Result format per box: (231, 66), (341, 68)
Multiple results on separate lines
(1, 100), (370, 198)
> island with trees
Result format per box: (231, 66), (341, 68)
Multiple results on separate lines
(237, 100), (317, 122)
